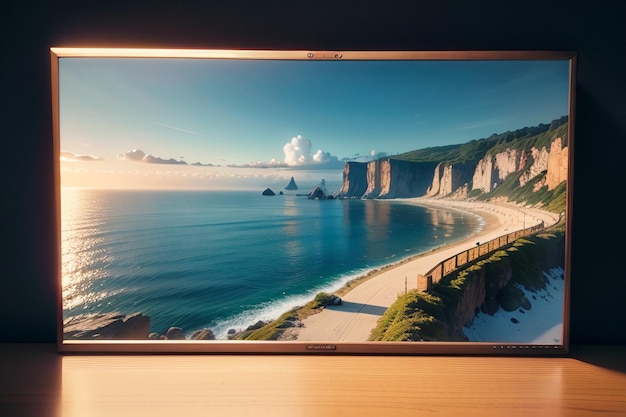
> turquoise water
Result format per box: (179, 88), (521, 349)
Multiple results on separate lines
(61, 189), (482, 338)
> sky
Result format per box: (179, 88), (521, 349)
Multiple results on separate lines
(58, 55), (571, 190)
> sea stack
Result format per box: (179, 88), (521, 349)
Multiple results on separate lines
(285, 177), (298, 190)
(308, 179), (333, 199)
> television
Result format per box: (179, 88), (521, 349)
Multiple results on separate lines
(52, 48), (576, 355)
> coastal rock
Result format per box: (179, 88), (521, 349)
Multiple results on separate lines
(246, 321), (267, 331)
(308, 179), (332, 199)
(262, 188), (276, 196)
(285, 176), (298, 190)
(276, 316), (300, 329)
(64, 312), (150, 340)
(165, 327), (186, 340)
(498, 283), (528, 312)
(308, 185), (328, 199)
(190, 329), (216, 340)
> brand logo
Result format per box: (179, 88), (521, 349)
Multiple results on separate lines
(306, 344), (337, 351)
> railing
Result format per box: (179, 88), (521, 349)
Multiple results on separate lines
(417, 222), (545, 292)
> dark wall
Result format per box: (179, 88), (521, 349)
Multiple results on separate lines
(4, 1), (625, 344)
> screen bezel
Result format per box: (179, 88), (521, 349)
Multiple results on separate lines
(52, 48), (575, 355)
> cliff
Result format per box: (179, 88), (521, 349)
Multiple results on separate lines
(335, 159), (439, 199)
(427, 160), (476, 198)
(335, 161), (368, 198)
(437, 232), (566, 340)
(370, 232), (565, 342)
(335, 118), (569, 209)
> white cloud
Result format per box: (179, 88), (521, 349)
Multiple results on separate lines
(283, 134), (312, 166)
(282, 134), (340, 167)
(312, 149), (339, 164)
(118, 149), (146, 161)
(60, 151), (104, 162)
(118, 149), (187, 165)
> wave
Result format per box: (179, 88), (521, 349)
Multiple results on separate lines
(195, 265), (382, 339)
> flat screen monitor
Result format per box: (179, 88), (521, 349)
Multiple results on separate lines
(52, 48), (575, 354)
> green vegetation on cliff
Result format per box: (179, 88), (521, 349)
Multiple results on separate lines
(392, 117), (569, 212)
(369, 232), (565, 342)
(368, 291), (449, 342)
(471, 120), (568, 213)
(394, 116), (567, 165)
(507, 233), (565, 291)
(473, 170), (567, 214)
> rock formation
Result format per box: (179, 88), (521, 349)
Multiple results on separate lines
(190, 329), (216, 340)
(308, 179), (333, 199)
(335, 159), (437, 199)
(285, 176), (298, 190)
(442, 233), (565, 340)
(63, 312), (150, 340)
(334, 162), (368, 198)
(427, 161), (475, 197)
(64, 312), (224, 341)
(335, 120), (568, 204)
(262, 188), (276, 196)
(165, 327), (185, 340)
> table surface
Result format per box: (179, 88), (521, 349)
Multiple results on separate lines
(1, 344), (625, 417)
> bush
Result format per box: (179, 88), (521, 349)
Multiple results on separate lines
(313, 292), (341, 308)
(370, 291), (448, 342)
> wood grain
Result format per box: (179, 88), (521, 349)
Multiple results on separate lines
(1, 344), (625, 417)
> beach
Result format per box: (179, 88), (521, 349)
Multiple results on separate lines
(283, 198), (561, 342)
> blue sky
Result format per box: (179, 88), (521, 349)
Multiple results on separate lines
(58, 56), (571, 190)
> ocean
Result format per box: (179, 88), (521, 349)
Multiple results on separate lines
(61, 189), (483, 338)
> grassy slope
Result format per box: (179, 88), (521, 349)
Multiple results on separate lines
(395, 117), (569, 213)
(369, 231), (565, 342)
(234, 292), (339, 340)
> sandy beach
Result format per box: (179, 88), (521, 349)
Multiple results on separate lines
(285, 198), (561, 342)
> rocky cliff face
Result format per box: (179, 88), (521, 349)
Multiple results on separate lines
(472, 136), (568, 194)
(440, 232), (565, 340)
(546, 137), (568, 190)
(520, 136), (568, 191)
(427, 161), (476, 198)
(335, 161), (369, 198)
(336, 159), (437, 199)
(336, 130), (568, 201)
(472, 149), (520, 193)
(448, 258), (514, 339)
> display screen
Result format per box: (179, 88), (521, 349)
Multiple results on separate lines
(52, 49), (575, 354)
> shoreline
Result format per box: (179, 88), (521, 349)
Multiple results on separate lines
(278, 197), (560, 342)
(324, 200), (501, 299)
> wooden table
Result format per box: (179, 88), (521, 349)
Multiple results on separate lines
(1, 344), (624, 416)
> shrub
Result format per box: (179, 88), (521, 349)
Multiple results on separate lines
(313, 292), (340, 308)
